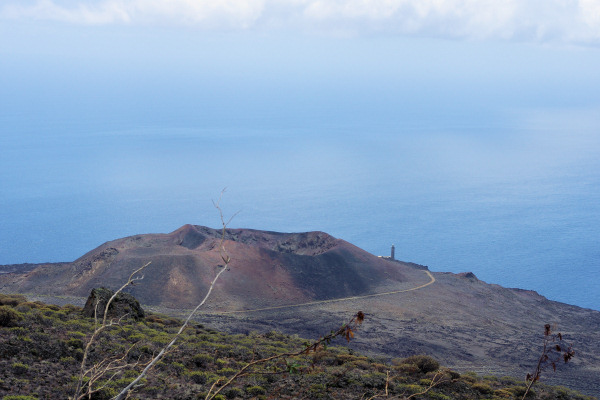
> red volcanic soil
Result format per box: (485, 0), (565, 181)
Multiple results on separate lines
(0, 225), (408, 309)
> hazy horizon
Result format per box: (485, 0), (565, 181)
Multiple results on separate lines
(1, 1), (599, 310)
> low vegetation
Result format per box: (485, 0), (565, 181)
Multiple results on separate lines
(0, 293), (595, 400)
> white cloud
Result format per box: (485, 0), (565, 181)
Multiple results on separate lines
(1, 0), (267, 27)
(579, 0), (600, 39)
(1, 0), (130, 24)
(2, 0), (600, 45)
(300, 0), (518, 39)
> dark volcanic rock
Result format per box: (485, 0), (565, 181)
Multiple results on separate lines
(82, 287), (145, 320)
(457, 272), (478, 281)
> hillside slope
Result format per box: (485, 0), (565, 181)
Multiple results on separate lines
(0, 225), (408, 309)
(1, 225), (599, 395)
(0, 294), (595, 400)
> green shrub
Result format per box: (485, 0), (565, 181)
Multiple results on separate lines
(64, 319), (93, 330)
(192, 353), (213, 367)
(482, 375), (499, 382)
(66, 338), (84, 349)
(472, 382), (494, 394)
(89, 385), (117, 400)
(499, 376), (520, 385)
(114, 377), (146, 388)
(0, 305), (23, 327)
(9, 326), (27, 335)
(215, 358), (228, 368)
(335, 353), (358, 365)
(217, 367), (237, 377)
(246, 386), (267, 396)
(123, 369), (139, 378)
(60, 356), (76, 364)
(62, 304), (81, 312)
(493, 388), (513, 398)
(447, 370), (461, 379)
(138, 345), (153, 355)
(360, 372), (387, 389)
(0, 294), (26, 306)
(224, 387), (244, 399)
(144, 314), (166, 324)
(507, 385), (535, 398)
(393, 363), (420, 374)
(15, 304), (33, 313)
(128, 332), (146, 341)
(397, 384), (425, 394)
(312, 351), (338, 366)
(150, 333), (171, 345)
(199, 395), (225, 400)
(170, 362), (185, 375)
(553, 385), (588, 400)
(427, 393), (452, 400)
(3, 396), (39, 400)
(351, 359), (372, 370)
(460, 374), (477, 384)
(142, 386), (162, 395)
(402, 355), (440, 374)
(308, 383), (328, 398)
(186, 371), (209, 384)
(11, 362), (29, 375)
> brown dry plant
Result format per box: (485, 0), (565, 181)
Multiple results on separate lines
(521, 323), (575, 399)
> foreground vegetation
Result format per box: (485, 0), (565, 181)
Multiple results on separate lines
(0, 293), (595, 400)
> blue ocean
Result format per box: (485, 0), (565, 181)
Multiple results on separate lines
(1, 106), (599, 311)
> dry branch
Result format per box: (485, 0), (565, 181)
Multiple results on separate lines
(112, 191), (234, 400)
(72, 262), (151, 400)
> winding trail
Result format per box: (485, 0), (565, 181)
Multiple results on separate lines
(202, 270), (435, 315)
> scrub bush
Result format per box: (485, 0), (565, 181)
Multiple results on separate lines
(402, 355), (440, 374)
(11, 362), (29, 375)
(0, 306), (22, 327)
(0, 294), (26, 306)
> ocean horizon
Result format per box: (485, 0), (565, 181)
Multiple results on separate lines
(1, 111), (599, 311)
(2, 21), (599, 312)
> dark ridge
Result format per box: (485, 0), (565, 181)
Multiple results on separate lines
(0, 263), (66, 274)
(185, 225), (339, 256)
(271, 231), (337, 256)
(396, 260), (429, 270)
(73, 247), (119, 276)
(458, 272), (478, 280)
(177, 225), (207, 250)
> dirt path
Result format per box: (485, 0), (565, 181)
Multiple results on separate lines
(204, 270), (435, 315)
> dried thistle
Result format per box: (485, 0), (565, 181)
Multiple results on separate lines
(522, 324), (574, 399)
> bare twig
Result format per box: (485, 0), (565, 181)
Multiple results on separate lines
(112, 191), (234, 400)
(72, 262), (151, 400)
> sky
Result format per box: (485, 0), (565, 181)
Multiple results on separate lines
(1, 0), (600, 44)
(2, 1), (600, 121)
